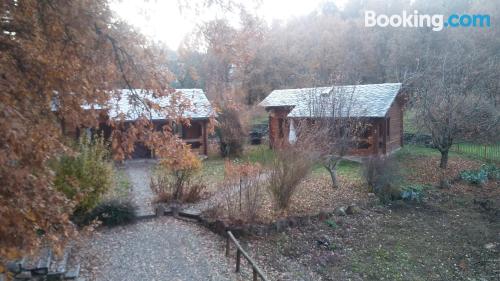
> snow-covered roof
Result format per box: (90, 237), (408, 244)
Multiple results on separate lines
(258, 83), (402, 118)
(107, 88), (214, 121)
(258, 87), (333, 107)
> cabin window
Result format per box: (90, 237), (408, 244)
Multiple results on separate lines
(386, 118), (390, 138)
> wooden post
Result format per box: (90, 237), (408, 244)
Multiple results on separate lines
(253, 268), (258, 281)
(268, 114), (273, 149)
(382, 117), (387, 154)
(400, 107), (404, 147)
(202, 120), (208, 155)
(236, 249), (241, 272)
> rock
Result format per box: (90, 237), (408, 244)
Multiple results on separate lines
(315, 253), (341, 267)
(212, 219), (227, 236)
(169, 203), (180, 217)
(230, 225), (248, 238)
(155, 205), (166, 217)
(346, 205), (361, 215)
(334, 206), (346, 216)
(287, 216), (299, 227)
(318, 210), (330, 221)
(179, 208), (201, 220)
(274, 219), (288, 232)
(315, 235), (331, 248)
(439, 179), (451, 189)
(484, 242), (497, 250)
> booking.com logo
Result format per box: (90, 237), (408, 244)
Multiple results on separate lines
(365, 10), (491, 31)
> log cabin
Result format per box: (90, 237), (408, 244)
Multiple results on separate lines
(258, 83), (406, 157)
(60, 89), (214, 158)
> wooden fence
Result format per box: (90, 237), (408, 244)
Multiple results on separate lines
(451, 143), (500, 162)
(226, 231), (269, 281)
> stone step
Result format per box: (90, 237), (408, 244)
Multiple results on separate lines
(6, 257), (25, 274)
(54, 246), (72, 273)
(36, 248), (52, 272)
(64, 264), (80, 279)
(179, 208), (202, 219)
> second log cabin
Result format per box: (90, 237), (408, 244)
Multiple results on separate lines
(258, 83), (406, 157)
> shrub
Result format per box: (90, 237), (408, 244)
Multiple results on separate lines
(80, 199), (137, 227)
(150, 170), (207, 204)
(481, 164), (499, 181)
(460, 169), (489, 186)
(361, 156), (403, 203)
(54, 135), (114, 215)
(183, 183), (206, 203)
(376, 184), (403, 204)
(151, 143), (203, 203)
(324, 219), (338, 229)
(220, 161), (265, 222)
(216, 106), (247, 157)
(150, 145), (206, 204)
(267, 146), (314, 210)
(400, 184), (431, 202)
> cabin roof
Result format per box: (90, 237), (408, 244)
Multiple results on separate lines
(258, 83), (402, 118)
(108, 88), (214, 121)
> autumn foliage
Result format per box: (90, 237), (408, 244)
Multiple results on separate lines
(150, 140), (204, 203)
(0, 0), (183, 262)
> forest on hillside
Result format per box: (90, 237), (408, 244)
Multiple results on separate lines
(167, 0), (499, 105)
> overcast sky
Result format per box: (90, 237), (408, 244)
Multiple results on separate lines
(111, 0), (346, 50)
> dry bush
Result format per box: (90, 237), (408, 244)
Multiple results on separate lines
(150, 169), (207, 204)
(220, 161), (265, 223)
(216, 106), (248, 157)
(184, 183), (206, 203)
(362, 156), (403, 203)
(267, 145), (315, 210)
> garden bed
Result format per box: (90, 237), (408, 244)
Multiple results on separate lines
(225, 147), (500, 281)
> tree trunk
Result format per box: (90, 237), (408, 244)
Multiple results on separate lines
(326, 165), (339, 188)
(325, 156), (340, 188)
(439, 149), (449, 169)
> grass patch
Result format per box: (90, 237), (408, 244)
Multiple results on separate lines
(312, 159), (362, 181)
(397, 144), (497, 163)
(200, 157), (225, 185)
(395, 145), (442, 159)
(351, 244), (419, 281)
(243, 144), (276, 166)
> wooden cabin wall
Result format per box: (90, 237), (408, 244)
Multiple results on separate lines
(385, 101), (403, 153)
(348, 120), (378, 156)
(268, 108), (291, 148)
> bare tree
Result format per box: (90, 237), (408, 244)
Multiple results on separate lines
(414, 47), (499, 169)
(296, 85), (367, 188)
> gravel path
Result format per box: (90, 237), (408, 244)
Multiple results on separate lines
(77, 217), (237, 281)
(76, 160), (238, 281)
(123, 159), (157, 215)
